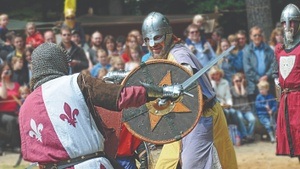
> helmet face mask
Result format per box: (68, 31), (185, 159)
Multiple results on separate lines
(280, 4), (300, 50)
(142, 12), (173, 58)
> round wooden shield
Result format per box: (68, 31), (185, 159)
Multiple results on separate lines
(121, 59), (203, 144)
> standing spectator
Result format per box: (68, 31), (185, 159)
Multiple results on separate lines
(269, 27), (284, 51)
(0, 62), (20, 154)
(103, 35), (118, 56)
(255, 80), (277, 143)
(59, 27), (88, 74)
(185, 24), (215, 66)
(90, 49), (111, 77)
(88, 31), (103, 65)
(25, 22), (44, 48)
(0, 14), (9, 42)
(231, 73), (256, 143)
(243, 26), (276, 103)
(236, 30), (248, 51)
(43, 30), (56, 43)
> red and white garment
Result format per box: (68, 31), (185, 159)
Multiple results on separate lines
(275, 44), (300, 157)
(19, 73), (113, 169)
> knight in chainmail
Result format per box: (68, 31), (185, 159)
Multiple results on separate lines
(19, 43), (183, 169)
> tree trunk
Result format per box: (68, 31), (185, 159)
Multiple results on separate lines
(108, 0), (123, 15)
(245, 0), (273, 40)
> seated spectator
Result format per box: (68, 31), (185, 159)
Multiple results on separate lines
(25, 22), (44, 48)
(209, 66), (237, 124)
(103, 35), (118, 56)
(216, 38), (243, 85)
(185, 24), (215, 66)
(125, 46), (142, 71)
(231, 73), (256, 144)
(116, 35), (126, 56)
(59, 27), (88, 74)
(11, 56), (29, 86)
(0, 62), (21, 154)
(269, 27), (284, 51)
(44, 30), (56, 43)
(0, 31), (15, 61)
(255, 80), (277, 143)
(90, 49), (111, 77)
(109, 56), (125, 72)
(121, 35), (139, 63)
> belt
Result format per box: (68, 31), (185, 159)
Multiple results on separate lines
(39, 151), (106, 169)
(282, 87), (300, 94)
(204, 97), (217, 109)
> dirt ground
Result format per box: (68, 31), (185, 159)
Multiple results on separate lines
(0, 141), (300, 169)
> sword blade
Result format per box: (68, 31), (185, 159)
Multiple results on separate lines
(181, 46), (235, 90)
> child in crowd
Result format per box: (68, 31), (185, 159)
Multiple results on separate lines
(11, 56), (28, 85)
(255, 80), (277, 143)
(0, 14), (9, 42)
(24, 47), (34, 81)
(90, 49), (111, 77)
(231, 73), (256, 144)
(19, 85), (30, 104)
(25, 22), (44, 48)
(116, 35), (126, 56)
(109, 56), (125, 72)
(97, 68), (108, 79)
(125, 46), (142, 71)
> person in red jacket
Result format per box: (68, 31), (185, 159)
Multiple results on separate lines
(25, 22), (44, 48)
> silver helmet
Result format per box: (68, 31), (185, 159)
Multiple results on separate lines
(280, 4), (300, 50)
(142, 12), (173, 58)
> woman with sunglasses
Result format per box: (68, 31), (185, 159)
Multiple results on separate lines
(231, 72), (256, 144)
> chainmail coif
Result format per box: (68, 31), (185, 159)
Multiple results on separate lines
(30, 43), (70, 91)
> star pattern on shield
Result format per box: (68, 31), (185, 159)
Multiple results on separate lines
(148, 71), (191, 131)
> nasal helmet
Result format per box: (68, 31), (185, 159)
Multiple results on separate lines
(280, 4), (300, 50)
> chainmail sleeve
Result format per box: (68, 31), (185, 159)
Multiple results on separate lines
(77, 70), (123, 111)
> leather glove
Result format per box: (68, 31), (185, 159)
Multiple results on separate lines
(140, 82), (183, 99)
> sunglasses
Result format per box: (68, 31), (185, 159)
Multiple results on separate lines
(253, 34), (262, 37)
(189, 31), (199, 34)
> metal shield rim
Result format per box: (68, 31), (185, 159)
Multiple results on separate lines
(121, 59), (203, 144)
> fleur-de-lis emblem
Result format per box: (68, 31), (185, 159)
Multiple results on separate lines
(60, 102), (79, 127)
(29, 119), (43, 142)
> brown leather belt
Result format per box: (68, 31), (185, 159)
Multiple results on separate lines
(39, 151), (106, 169)
(282, 87), (300, 94)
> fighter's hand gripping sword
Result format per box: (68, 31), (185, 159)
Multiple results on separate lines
(142, 46), (235, 106)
